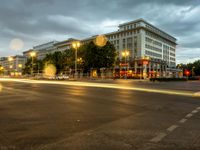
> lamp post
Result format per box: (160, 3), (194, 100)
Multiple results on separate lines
(0, 66), (4, 76)
(8, 57), (13, 75)
(72, 41), (80, 78)
(18, 64), (22, 75)
(30, 51), (36, 76)
(192, 66), (195, 77)
(122, 51), (129, 79)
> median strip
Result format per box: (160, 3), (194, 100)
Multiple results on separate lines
(0, 78), (199, 98)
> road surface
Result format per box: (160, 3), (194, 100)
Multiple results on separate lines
(0, 79), (200, 150)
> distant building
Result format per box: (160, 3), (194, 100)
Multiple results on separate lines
(53, 38), (78, 53)
(22, 39), (79, 60)
(0, 55), (26, 75)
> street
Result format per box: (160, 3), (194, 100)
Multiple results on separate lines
(0, 79), (200, 150)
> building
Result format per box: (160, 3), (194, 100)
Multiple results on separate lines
(23, 39), (79, 60)
(81, 18), (177, 78)
(0, 55), (26, 76)
(20, 18), (177, 78)
(53, 38), (79, 53)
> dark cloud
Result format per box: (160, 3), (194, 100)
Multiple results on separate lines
(0, 0), (200, 63)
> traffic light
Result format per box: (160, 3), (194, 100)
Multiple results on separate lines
(185, 70), (190, 76)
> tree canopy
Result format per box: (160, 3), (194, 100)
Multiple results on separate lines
(177, 60), (200, 76)
(24, 41), (117, 75)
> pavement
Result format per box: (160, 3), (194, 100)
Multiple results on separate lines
(0, 78), (200, 150)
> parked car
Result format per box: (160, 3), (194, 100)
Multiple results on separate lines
(55, 75), (69, 80)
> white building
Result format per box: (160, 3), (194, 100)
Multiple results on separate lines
(0, 55), (26, 75)
(82, 18), (177, 78)
(33, 41), (58, 60)
(23, 39), (79, 60)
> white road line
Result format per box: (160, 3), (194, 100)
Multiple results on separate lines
(179, 118), (187, 123)
(192, 110), (198, 114)
(185, 113), (193, 118)
(167, 125), (179, 132)
(150, 133), (167, 143)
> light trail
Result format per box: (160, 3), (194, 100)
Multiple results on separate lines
(0, 78), (199, 98)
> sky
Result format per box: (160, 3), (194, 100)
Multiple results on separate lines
(0, 0), (200, 64)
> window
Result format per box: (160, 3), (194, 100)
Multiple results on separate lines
(123, 39), (126, 43)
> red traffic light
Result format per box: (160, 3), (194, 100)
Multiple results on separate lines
(185, 70), (190, 76)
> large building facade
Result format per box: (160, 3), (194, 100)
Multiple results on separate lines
(20, 19), (177, 78)
(81, 19), (177, 78)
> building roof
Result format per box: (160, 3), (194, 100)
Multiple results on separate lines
(33, 41), (58, 49)
(119, 18), (176, 41)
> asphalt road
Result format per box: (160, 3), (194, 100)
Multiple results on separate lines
(0, 79), (200, 150)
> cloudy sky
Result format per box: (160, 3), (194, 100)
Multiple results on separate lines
(0, 0), (200, 64)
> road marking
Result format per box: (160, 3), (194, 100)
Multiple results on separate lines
(192, 110), (198, 114)
(179, 118), (187, 123)
(150, 107), (200, 143)
(150, 133), (167, 143)
(167, 125), (179, 132)
(185, 113), (193, 118)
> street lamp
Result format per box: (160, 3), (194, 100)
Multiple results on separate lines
(8, 57), (13, 62)
(192, 66), (195, 77)
(122, 51), (129, 79)
(8, 57), (13, 75)
(18, 64), (22, 68)
(0, 66), (4, 76)
(72, 41), (80, 78)
(30, 51), (36, 76)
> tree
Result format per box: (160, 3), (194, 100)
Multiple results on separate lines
(177, 60), (200, 76)
(26, 41), (117, 76)
(82, 41), (117, 73)
(43, 51), (65, 74)
(23, 58), (44, 75)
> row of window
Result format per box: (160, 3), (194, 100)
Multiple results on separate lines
(145, 24), (175, 42)
(145, 44), (162, 53)
(170, 47), (175, 52)
(145, 37), (162, 47)
(122, 23), (139, 31)
(107, 30), (140, 40)
(145, 31), (176, 47)
(145, 50), (162, 58)
(170, 52), (175, 57)
(170, 57), (176, 61)
(110, 40), (119, 45)
(146, 36), (175, 52)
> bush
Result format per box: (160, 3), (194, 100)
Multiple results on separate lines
(150, 78), (187, 82)
(188, 77), (200, 80)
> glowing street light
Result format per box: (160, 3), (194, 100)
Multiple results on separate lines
(8, 57), (13, 62)
(122, 51), (129, 79)
(18, 64), (22, 68)
(8, 56), (14, 75)
(30, 51), (36, 76)
(72, 41), (81, 78)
